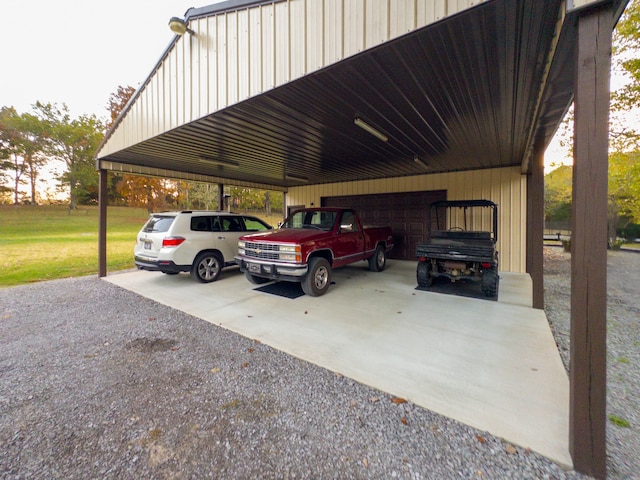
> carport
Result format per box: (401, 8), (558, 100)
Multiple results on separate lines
(95, 0), (629, 476)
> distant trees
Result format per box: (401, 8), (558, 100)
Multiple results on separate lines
(0, 102), (105, 207)
(545, 0), (640, 242)
(33, 102), (105, 208)
(0, 106), (48, 204)
(611, 0), (640, 151)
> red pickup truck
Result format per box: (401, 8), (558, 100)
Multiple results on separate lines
(235, 207), (394, 296)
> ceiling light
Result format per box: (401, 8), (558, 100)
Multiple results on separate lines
(199, 156), (239, 168)
(414, 156), (428, 169)
(285, 174), (309, 183)
(354, 117), (388, 142)
(169, 17), (195, 36)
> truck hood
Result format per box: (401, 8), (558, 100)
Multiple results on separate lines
(240, 228), (330, 244)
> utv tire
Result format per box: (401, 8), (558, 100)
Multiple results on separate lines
(481, 268), (499, 297)
(368, 245), (386, 272)
(245, 270), (270, 285)
(301, 257), (332, 296)
(416, 261), (433, 287)
(191, 251), (223, 283)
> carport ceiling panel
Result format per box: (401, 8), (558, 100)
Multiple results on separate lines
(102, 0), (564, 187)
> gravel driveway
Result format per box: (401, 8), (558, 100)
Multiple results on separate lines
(1, 248), (637, 479)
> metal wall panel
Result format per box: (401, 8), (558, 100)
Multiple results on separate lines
(344, 0), (366, 56)
(325, 0), (344, 64)
(274, 2), (290, 86)
(99, 0), (486, 159)
(262, 4), (276, 92)
(285, 166), (526, 272)
(307, 0), (324, 72)
(365, 0), (389, 49)
(391, 0), (418, 36)
(249, 8), (261, 97)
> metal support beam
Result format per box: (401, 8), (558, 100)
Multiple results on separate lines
(98, 169), (108, 278)
(570, 5), (613, 478)
(526, 144), (545, 309)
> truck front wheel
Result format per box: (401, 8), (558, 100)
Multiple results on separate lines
(302, 257), (332, 296)
(368, 245), (386, 272)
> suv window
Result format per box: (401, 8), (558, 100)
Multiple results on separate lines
(143, 215), (175, 233)
(190, 216), (210, 232)
(243, 217), (271, 232)
(221, 217), (243, 232)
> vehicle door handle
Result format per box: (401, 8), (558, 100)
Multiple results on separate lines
(218, 236), (225, 239)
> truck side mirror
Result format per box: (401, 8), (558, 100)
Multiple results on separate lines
(340, 224), (353, 233)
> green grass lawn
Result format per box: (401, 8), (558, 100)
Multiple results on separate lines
(0, 205), (149, 287)
(0, 205), (284, 288)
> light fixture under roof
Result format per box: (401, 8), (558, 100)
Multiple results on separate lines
(199, 155), (239, 168)
(169, 17), (195, 36)
(414, 156), (428, 169)
(285, 174), (309, 183)
(354, 117), (388, 142)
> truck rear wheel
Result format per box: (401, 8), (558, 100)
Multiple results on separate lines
(302, 257), (332, 296)
(368, 245), (386, 272)
(417, 261), (433, 287)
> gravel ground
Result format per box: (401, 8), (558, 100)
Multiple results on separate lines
(0, 248), (637, 479)
(543, 247), (640, 480)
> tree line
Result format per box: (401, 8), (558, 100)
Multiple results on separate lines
(545, 0), (640, 243)
(0, 86), (283, 215)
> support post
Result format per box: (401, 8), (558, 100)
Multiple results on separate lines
(526, 143), (545, 309)
(218, 183), (224, 211)
(98, 169), (108, 278)
(570, 5), (613, 478)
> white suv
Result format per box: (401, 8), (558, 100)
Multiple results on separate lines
(134, 211), (272, 282)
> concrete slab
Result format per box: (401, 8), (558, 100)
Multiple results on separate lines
(104, 260), (571, 468)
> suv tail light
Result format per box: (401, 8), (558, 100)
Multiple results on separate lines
(162, 236), (185, 248)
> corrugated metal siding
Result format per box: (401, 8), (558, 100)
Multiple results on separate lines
(99, 0), (486, 158)
(285, 166), (527, 273)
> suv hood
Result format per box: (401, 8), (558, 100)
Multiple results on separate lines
(240, 228), (330, 243)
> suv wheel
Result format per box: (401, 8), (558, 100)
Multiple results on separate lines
(191, 252), (223, 283)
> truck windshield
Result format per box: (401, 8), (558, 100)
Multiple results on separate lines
(282, 210), (337, 231)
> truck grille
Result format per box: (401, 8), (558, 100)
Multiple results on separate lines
(243, 242), (281, 261)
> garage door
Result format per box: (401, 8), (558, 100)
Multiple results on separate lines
(322, 190), (446, 260)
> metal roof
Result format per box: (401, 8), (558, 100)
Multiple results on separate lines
(96, 0), (599, 189)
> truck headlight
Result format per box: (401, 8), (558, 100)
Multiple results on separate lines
(238, 240), (245, 255)
(279, 244), (301, 262)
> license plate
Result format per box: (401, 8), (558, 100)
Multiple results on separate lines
(144, 242), (152, 250)
(248, 263), (260, 273)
